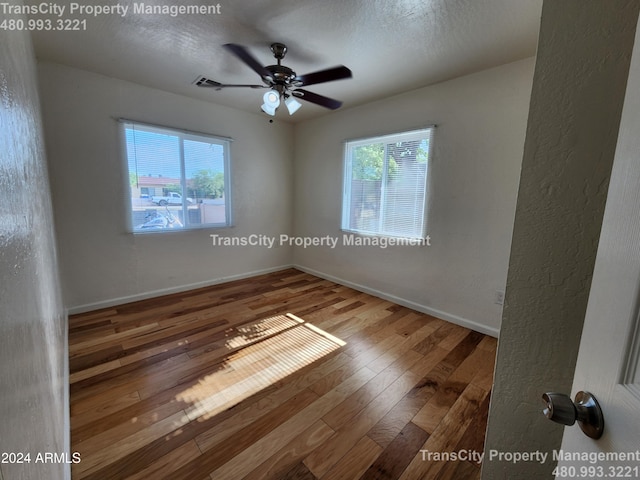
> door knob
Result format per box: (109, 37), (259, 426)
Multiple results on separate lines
(542, 391), (604, 439)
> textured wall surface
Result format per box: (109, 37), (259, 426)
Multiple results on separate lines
(560, 10), (640, 460)
(0, 15), (68, 480)
(483, 1), (640, 478)
(39, 62), (294, 312)
(293, 58), (535, 335)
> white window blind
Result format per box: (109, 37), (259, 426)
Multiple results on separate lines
(342, 128), (433, 239)
(121, 120), (232, 233)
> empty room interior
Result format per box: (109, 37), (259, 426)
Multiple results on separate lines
(3, 1), (640, 479)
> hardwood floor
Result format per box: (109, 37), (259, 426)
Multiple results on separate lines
(68, 269), (497, 480)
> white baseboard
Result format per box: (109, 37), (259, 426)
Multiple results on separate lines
(294, 264), (500, 338)
(67, 264), (294, 315)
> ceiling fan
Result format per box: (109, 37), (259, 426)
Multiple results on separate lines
(195, 43), (352, 116)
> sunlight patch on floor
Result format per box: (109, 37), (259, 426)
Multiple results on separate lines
(224, 313), (302, 349)
(176, 313), (345, 421)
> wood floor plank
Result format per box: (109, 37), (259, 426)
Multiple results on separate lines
(436, 457), (482, 480)
(342, 313), (426, 370)
(242, 420), (335, 480)
(193, 352), (350, 452)
(326, 308), (409, 356)
(74, 398), (185, 458)
(322, 350), (423, 431)
(278, 462), (319, 480)
(170, 389), (320, 479)
(362, 421), (430, 480)
(71, 352), (192, 402)
(304, 370), (421, 478)
(70, 391), (141, 433)
(471, 351), (497, 391)
(181, 324), (342, 421)
(68, 268), (497, 480)
(454, 390), (492, 458)
(206, 367), (378, 480)
(395, 314), (443, 337)
(320, 435), (382, 480)
(73, 409), (190, 479)
(69, 359), (122, 384)
(411, 322), (459, 356)
(125, 439), (202, 480)
(307, 356), (363, 398)
(69, 322), (160, 356)
(399, 383), (490, 480)
(366, 324), (438, 374)
(68, 308), (118, 327)
(69, 344), (124, 373)
(70, 381), (141, 419)
(365, 359), (447, 449)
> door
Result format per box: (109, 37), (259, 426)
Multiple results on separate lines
(558, 11), (640, 476)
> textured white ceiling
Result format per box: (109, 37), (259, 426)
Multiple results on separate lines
(28, 0), (542, 122)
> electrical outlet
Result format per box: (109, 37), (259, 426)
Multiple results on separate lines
(494, 290), (505, 306)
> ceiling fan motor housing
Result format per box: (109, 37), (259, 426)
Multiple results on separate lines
(264, 64), (297, 87)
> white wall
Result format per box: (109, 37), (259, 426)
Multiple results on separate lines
(293, 58), (535, 335)
(38, 63), (294, 312)
(0, 22), (68, 480)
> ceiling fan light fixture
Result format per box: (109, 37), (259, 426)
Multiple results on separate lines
(261, 90), (280, 116)
(285, 96), (302, 115)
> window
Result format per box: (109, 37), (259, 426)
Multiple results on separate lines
(121, 120), (231, 233)
(342, 127), (433, 239)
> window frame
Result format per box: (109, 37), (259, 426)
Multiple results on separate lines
(341, 127), (434, 240)
(120, 119), (233, 234)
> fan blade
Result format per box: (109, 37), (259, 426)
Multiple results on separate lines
(216, 84), (267, 89)
(293, 65), (352, 87)
(223, 43), (273, 81)
(195, 77), (266, 90)
(292, 89), (343, 110)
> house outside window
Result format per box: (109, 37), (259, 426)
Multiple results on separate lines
(121, 120), (232, 233)
(341, 127), (433, 240)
